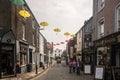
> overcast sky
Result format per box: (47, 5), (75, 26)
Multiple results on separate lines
(25, 0), (93, 50)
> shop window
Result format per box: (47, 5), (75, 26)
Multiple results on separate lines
(98, 0), (105, 12)
(20, 48), (27, 65)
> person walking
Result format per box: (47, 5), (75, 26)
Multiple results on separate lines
(68, 58), (73, 73)
(76, 59), (81, 75)
(72, 60), (76, 72)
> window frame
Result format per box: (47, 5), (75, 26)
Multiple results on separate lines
(98, 0), (105, 12)
(97, 18), (105, 39)
(116, 5), (120, 32)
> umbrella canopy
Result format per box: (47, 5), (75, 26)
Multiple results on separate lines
(56, 43), (60, 45)
(65, 40), (69, 42)
(10, 0), (25, 5)
(69, 38), (74, 41)
(70, 34), (76, 37)
(64, 32), (70, 36)
(60, 42), (64, 44)
(40, 22), (49, 27)
(19, 10), (30, 18)
(53, 28), (61, 32)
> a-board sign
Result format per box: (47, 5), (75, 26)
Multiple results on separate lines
(84, 65), (91, 74)
(94, 66), (104, 80)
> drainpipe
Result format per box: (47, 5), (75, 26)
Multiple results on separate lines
(35, 52), (38, 74)
(0, 42), (1, 78)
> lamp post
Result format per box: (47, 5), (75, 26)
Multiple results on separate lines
(35, 22), (48, 74)
(35, 52), (38, 74)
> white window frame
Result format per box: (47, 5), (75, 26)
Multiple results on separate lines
(32, 21), (35, 29)
(20, 48), (27, 66)
(98, 18), (105, 39)
(33, 34), (35, 45)
(98, 0), (105, 12)
(116, 5), (120, 31)
(22, 25), (26, 41)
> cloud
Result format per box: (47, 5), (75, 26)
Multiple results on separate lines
(25, 0), (92, 50)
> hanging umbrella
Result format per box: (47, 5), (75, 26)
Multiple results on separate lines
(10, 0), (25, 5)
(64, 32), (70, 36)
(65, 40), (69, 42)
(40, 22), (49, 27)
(47, 44), (53, 47)
(69, 38), (74, 41)
(70, 34), (76, 37)
(60, 42), (64, 44)
(56, 43), (60, 45)
(53, 28), (61, 32)
(53, 44), (56, 46)
(19, 10), (30, 18)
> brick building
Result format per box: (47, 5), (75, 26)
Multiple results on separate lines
(0, 0), (44, 78)
(93, 0), (120, 79)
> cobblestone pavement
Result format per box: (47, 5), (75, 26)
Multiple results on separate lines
(33, 61), (94, 80)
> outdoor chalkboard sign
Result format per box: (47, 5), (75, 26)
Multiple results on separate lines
(84, 65), (91, 74)
(94, 66), (104, 80)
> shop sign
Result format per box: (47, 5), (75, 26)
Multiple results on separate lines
(95, 37), (117, 47)
(104, 38), (116, 44)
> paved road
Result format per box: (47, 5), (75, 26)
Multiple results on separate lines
(32, 61), (94, 80)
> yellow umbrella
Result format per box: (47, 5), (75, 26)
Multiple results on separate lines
(19, 10), (30, 18)
(40, 22), (49, 27)
(64, 32), (70, 36)
(70, 34), (76, 37)
(53, 28), (61, 35)
(53, 28), (61, 32)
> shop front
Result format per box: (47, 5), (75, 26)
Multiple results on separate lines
(0, 31), (16, 79)
(94, 32), (120, 80)
(18, 42), (28, 73)
(82, 48), (94, 73)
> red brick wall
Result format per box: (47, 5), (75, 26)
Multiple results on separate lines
(93, 0), (120, 40)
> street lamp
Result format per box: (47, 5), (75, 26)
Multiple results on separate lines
(35, 22), (48, 74)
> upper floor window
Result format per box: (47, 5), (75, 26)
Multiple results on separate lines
(98, 19), (104, 39)
(22, 25), (26, 41)
(98, 0), (105, 12)
(116, 5), (120, 31)
(32, 21), (35, 29)
(33, 33), (35, 45)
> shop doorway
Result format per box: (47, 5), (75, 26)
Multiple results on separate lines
(0, 44), (15, 78)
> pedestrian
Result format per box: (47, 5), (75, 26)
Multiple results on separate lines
(72, 60), (76, 72)
(68, 58), (73, 73)
(76, 59), (81, 75)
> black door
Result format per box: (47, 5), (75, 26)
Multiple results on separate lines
(0, 44), (15, 78)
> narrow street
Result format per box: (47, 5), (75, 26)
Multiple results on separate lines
(32, 61), (94, 80)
